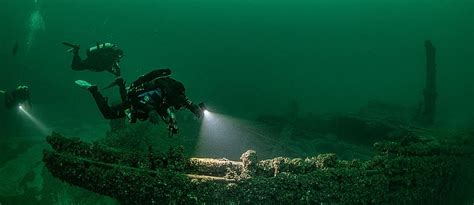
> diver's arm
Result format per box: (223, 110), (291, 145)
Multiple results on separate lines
(130, 69), (171, 88)
(165, 108), (179, 136)
(113, 62), (121, 77)
(184, 98), (193, 108)
(184, 98), (202, 118)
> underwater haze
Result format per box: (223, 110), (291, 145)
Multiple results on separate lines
(1, 0), (474, 204)
(1, 0), (473, 121)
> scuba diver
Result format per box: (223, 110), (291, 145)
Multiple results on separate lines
(0, 85), (32, 109)
(75, 68), (204, 136)
(63, 42), (123, 77)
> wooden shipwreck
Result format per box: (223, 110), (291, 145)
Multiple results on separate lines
(43, 127), (473, 204)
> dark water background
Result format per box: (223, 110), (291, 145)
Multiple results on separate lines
(0, 0), (473, 203)
(1, 0), (473, 131)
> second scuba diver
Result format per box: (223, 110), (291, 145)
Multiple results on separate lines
(63, 42), (124, 77)
(1, 85), (32, 109)
(75, 68), (204, 136)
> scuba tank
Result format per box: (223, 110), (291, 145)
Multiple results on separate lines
(86, 42), (117, 57)
(128, 77), (186, 110)
(129, 69), (171, 89)
(127, 69), (172, 99)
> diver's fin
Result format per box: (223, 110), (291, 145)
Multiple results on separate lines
(62, 42), (80, 49)
(63, 42), (80, 53)
(102, 77), (125, 90)
(75, 80), (93, 90)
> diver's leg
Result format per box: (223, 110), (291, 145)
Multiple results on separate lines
(89, 87), (124, 119)
(117, 78), (127, 103)
(71, 52), (87, 71)
(102, 77), (127, 103)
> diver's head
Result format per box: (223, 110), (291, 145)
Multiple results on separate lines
(16, 85), (30, 94)
(167, 90), (187, 110)
(154, 77), (187, 109)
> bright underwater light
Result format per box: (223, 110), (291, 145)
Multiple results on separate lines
(18, 104), (50, 135)
(196, 111), (267, 159)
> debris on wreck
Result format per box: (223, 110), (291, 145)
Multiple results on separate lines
(43, 131), (474, 204)
(258, 111), (410, 148)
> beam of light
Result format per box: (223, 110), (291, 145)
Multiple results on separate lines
(196, 110), (309, 160)
(19, 105), (50, 135)
(196, 111), (271, 160)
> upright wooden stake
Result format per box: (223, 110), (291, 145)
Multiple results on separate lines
(421, 40), (437, 125)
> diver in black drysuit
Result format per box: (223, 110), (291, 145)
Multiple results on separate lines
(1, 85), (32, 109)
(64, 42), (123, 77)
(79, 68), (203, 134)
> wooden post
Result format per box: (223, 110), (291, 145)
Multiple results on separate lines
(421, 40), (437, 125)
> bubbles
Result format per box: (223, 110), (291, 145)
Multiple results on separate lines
(26, 8), (45, 53)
